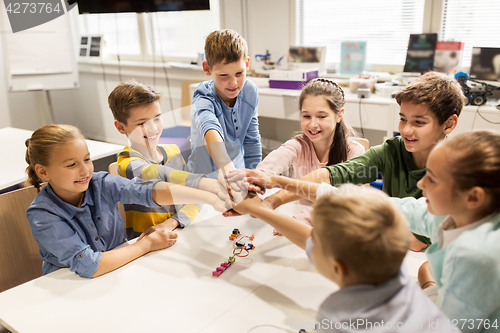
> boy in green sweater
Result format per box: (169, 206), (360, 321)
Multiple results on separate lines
(227, 71), (467, 251)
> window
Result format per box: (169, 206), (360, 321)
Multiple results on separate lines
(77, 0), (220, 60)
(298, 0), (425, 67)
(440, 0), (500, 67)
(144, 0), (220, 59)
(79, 13), (141, 56)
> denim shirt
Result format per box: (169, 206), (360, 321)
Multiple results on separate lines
(27, 172), (160, 278)
(187, 79), (262, 178)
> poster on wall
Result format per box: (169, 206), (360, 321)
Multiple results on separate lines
(403, 33), (438, 73)
(340, 41), (366, 75)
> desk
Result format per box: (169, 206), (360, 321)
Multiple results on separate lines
(0, 196), (426, 333)
(0, 127), (123, 191)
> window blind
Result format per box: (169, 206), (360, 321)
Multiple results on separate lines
(78, 13), (141, 56)
(298, 0), (425, 66)
(440, 0), (500, 68)
(144, 0), (220, 59)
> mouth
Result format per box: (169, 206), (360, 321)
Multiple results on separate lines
(403, 137), (418, 144)
(143, 133), (159, 140)
(308, 129), (322, 136)
(227, 87), (238, 93)
(75, 176), (90, 184)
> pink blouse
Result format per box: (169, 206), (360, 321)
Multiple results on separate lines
(257, 135), (365, 179)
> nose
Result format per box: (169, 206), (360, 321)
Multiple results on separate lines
(417, 176), (425, 190)
(399, 121), (413, 136)
(144, 119), (158, 133)
(79, 162), (90, 175)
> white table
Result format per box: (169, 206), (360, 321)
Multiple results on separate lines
(0, 195), (426, 333)
(0, 127), (123, 191)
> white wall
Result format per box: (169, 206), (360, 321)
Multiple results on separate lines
(0, 0), (292, 143)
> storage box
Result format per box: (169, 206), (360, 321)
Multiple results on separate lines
(269, 69), (319, 90)
(349, 77), (376, 94)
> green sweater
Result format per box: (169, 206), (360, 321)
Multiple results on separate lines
(324, 136), (425, 199)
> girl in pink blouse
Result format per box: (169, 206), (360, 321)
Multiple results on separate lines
(257, 78), (364, 179)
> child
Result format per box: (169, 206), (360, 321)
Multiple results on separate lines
(226, 78), (364, 224)
(186, 29), (262, 191)
(256, 78), (364, 179)
(231, 71), (467, 250)
(392, 130), (500, 331)
(231, 184), (456, 333)
(25, 124), (229, 278)
(109, 80), (227, 240)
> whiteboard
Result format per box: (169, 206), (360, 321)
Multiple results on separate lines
(0, 6), (79, 92)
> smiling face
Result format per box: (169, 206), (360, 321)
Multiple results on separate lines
(417, 145), (466, 217)
(36, 138), (94, 206)
(398, 101), (455, 167)
(115, 101), (163, 155)
(203, 56), (250, 107)
(301, 95), (343, 148)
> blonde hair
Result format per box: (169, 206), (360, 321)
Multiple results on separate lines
(297, 78), (356, 165)
(204, 29), (248, 68)
(108, 80), (163, 125)
(438, 130), (500, 215)
(312, 185), (410, 284)
(395, 71), (467, 124)
(25, 124), (85, 191)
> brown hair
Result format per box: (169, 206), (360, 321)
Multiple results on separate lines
(439, 130), (500, 215)
(25, 124), (85, 191)
(108, 80), (163, 125)
(297, 78), (357, 165)
(204, 29), (248, 68)
(395, 71), (467, 124)
(312, 184), (410, 284)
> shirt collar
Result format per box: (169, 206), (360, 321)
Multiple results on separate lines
(437, 213), (494, 249)
(46, 183), (93, 218)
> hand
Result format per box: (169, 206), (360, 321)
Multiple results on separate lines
(198, 178), (231, 202)
(137, 218), (179, 241)
(226, 169), (276, 191)
(140, 229), (178, 252)
(209, 193), (233, 213)
(231, 192), (262, 216)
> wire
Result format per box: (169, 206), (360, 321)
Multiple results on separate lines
(358, 99), (365, 137)
(476, 107), (500, 124)
(246, 324), (296, 333)
(155, 12), (174, 111)
(472, 106), (479, 129)
(97, 15), (109, 94)
(115, 13), (123, 82)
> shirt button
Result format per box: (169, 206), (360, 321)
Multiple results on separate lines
(97, 217), (101, 220)
(95, 237), (99, 241)
(78, 254), (83, 258)
(234, 119), (237, 123)
(236, 127), (239, 130)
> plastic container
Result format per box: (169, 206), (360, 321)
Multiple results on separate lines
(349, 77), (376, 94)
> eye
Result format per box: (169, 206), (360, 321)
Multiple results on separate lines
(154, 117), (162, 122)
(85, 158), (91, 162)
(67, 163), (76, 168)
(318, 115), (326, 119)
(399, 118), (407, 122)
(302, 115), (310, 119)
(416, 121), (426, 125)
(138, 122), (145, 126)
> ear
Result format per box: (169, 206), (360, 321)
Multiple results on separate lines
(443, 114), (458, 135)
(331, 258), (347, 287)
(202, 60), (211, 76)
(35, 164), (50, 182)
(337, 108), (345, 123)
(114, 120), (128, 135)
(465, 186), (488, 209)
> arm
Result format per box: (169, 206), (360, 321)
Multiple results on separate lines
(256, 139), (300, 176)
(151, 181), (229, 212)
(232, 195), (312, 249)
(242, 112), (262, 169)
(93, 230), (177, 278)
